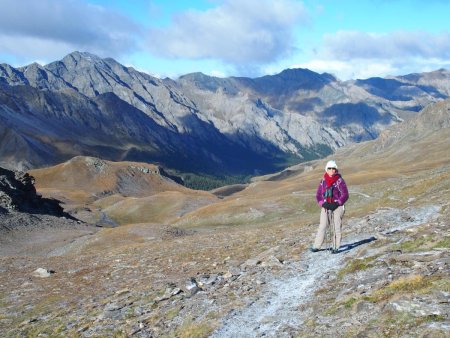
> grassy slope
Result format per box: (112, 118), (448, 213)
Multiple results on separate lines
(30, 156), (218, 225)
(4, 100), (448, 336)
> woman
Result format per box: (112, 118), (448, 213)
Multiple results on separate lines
(311, 160), (349, 254)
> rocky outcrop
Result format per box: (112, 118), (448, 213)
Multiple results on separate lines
(0, 166), (92, 256)
(0, 166), (65, 216)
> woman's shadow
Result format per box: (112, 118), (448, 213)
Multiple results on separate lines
(337, 236), (377, 253)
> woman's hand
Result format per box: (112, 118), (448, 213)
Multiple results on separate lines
(323, 202), (338, 210)
(328, 202), (339, 211)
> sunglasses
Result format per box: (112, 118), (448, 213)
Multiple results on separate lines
(327, 167), (337, 170)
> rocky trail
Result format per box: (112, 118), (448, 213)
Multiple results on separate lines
(211, 204), (446, 337)
(212, 242), (347, 337)
(212, 234), (376, 338)
(0, 202), (448, 337)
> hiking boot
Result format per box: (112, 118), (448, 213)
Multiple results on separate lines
(310, 247), (319, 253)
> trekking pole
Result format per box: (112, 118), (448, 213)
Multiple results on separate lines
(326, 209), (332, 252)
(330, 209), (335, 251)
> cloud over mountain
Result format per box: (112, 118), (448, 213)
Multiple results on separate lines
(323, 30), (450, 60)
(1, 1), (448, 81)
(0, 0), (140, 63)
(294, 29), (450, 80)
(146, 0), (309, 66)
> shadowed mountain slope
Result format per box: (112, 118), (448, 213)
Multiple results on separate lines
(0, 53), (300, 176)
(2, 52), (450, 180)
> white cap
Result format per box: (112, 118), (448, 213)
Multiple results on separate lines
(325, 160), (338, 171)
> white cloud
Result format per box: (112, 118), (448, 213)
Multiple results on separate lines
(0, 0), (141, 64)
(0, 36), (76, 65)
(322, 30), (450, 60)
(210, 70), (227, 78)
(292, 59), (398, 80)
(291, 30), (450, 80)
(146, 0), (309, 67)
(292, 57), (450, 81)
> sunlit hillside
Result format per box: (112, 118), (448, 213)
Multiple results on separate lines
(30, 156), (218, 225)
(1, 100), (449, 337)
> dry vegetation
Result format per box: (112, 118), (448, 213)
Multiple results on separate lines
(30, 156), (218, 226)
(1, 101), (449, 336)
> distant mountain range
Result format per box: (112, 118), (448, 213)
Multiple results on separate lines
(1, 51), (449, 180)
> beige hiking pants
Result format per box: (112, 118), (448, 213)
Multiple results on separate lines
(313, 206), (345, 250)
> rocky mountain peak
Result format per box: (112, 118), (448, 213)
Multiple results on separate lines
(20, 62), (52, 89)
(178, 72), (239, 93)
(43, 51), (123, 95)
(246, 67), (336, 94)
(0, 63), (28, 86)
(397, 69), (450, 96)
(179, 72), (210, 81)
(277, 67), (336, 83)
(401, 68), (450, 81)
(60, 51), (104, 68)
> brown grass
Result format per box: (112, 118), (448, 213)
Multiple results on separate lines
(30, 156), (219, 225)
(364, 275), (434, 303)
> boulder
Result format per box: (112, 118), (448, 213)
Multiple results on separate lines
(32, 268), (54, 278)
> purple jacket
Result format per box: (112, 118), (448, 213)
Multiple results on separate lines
(316, 175), (349, 207)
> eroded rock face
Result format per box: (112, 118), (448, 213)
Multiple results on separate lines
(0, 167), (37, 211)
(0, 166), (95, 257)
(0, 166), (64, 215)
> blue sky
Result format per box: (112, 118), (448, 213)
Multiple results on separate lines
(1, 0), (449, 80)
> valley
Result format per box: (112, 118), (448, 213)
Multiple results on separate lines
(2, 52), (450, 188)
(0, 99), (449, 337)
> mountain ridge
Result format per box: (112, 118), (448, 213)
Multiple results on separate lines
(1, 51), (450, 184)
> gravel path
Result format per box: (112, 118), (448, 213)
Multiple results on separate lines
(212, 246), (346, 337)
(211, 204), (440, 338)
